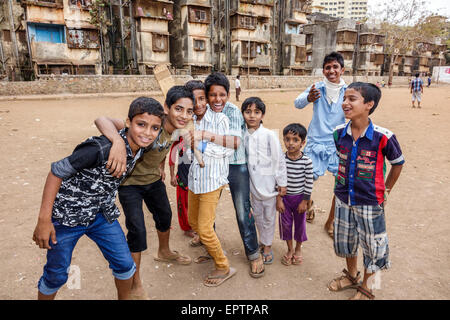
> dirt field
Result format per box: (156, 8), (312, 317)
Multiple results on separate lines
(0, 86), (449, 300)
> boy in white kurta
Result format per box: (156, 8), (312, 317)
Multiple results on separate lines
(242, 97), (287, 265)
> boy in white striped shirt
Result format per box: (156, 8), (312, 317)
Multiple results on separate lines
(187, 100), (236, 287)
(242, 97), (287, 265)
(276, 123), (314, 266)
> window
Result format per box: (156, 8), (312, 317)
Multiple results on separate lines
(2, 30), (11, 42)
(152, 33), (168, 52)
(242, 41), (257, 59)
(68, 0), (92, 9)
(32, 24), (65, 43)
(193, 39), (205, 51)
(189, 8), (209, 23)
(295, 46), (306, 62)
(67, 29), (99, 49)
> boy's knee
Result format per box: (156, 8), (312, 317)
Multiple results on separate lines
(38, 270), (69, 295)
(112, 262), (136, 281)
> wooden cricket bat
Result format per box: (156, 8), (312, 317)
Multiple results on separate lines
(153, 64), (205, 168)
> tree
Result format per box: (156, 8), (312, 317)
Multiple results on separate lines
(369, 0), (446, 82)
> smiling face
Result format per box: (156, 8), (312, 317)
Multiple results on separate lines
(342, 88), (373, 120)
(207, 85), (229, 113)
(126, 113), (162, 152)
(323, 59), (344, 84)
(283, 132), (305, 157)
(164, 97), (194, 133)
(242, 103), (264, 130)
(193, 89), (207, 118)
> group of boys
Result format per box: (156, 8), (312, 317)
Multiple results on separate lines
(32, 52), (404, 300)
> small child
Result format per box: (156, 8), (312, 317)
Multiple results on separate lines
(327, 82), (404, 300)
(32, 97), (164, 300)
(242, 97), (287, 265)
(276, 123), (314, 266)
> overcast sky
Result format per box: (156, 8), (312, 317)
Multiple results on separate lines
(368, 0), (450, 18)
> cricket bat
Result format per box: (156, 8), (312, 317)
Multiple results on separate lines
(153, 64), (205, 168)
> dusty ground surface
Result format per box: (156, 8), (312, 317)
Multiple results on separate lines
(0, 86), (449, 300)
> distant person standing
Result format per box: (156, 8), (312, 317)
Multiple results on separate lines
(427, 75), (432, 87)
(410, 73), (424, 109)
(235, 75), (241, 102)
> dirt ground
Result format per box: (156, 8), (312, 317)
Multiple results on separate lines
(0, 86), (449, 300)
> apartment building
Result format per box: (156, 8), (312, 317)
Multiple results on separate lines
(170, 0), (213, 75)
(280, 0), (309, 75)
(225, 0), (274, 75)
(0, 0), (29, 80)
(133, 0), (173, 74)
(353, 23), (385, 76)
(312, 0), (367, 21)
(21, 0), (102, 76)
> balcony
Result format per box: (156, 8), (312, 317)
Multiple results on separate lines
(283, 33), (305, 46)
(23, 0), (63, 8)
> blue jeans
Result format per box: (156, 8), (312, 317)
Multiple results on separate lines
(228, 164), (260, 261)
(37, 213), (136, 295)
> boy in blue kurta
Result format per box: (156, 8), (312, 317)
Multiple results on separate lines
(294, 52), (346, 236)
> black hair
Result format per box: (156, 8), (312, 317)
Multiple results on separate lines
(241, 97), (266, 115)
(165, 85), (195, 108)
(128, 97), (165, 121)
(323, 51), (345, 69)
(415, 73), (420, 78)
(185, 80), (205, 92)
(347, 82), (382, 115)
(204, 72), (230, 95)
(236, 75), (240, 79)
(283, 123), (307, 141)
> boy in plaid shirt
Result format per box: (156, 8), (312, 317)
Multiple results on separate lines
(327, 83), (404, 300)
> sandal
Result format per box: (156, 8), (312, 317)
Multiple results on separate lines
(189, 237), (203, 247)
(203, 267), (237, 287)
(292, 255), (303, 265)
(194, 254), (213, 264)
(349, 285), (375, 300)
(154, 250), (192, 265)
(262, 250), (274, 265)
(249, 255), (265, 278)
(281, 254), (292, 266)
(327, 269), (361, 292)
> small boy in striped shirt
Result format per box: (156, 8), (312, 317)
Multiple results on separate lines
(276, 123), (314, 266)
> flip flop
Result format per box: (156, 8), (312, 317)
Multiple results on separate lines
(262, 250), (274, 265)
(281, 254), (292, 266)
(189, 238), (203, 247)
(292, 255), (303, 265)
(249, 256), (265, 278)
(194, 254), (213, 264)
(203, 267), (237, 287)
(154, 250), (192, 265)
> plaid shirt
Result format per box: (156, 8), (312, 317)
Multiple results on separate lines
(333, 120), (404, 206)
(410, 78), (423, 92)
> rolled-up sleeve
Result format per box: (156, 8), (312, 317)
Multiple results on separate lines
(294, 85), (312, 110)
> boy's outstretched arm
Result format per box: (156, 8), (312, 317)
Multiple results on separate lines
(32, 172), (62, 250)
(384, 164), (403, 204)
(294, 84), (320, 109)
(94, 117), (127, 178)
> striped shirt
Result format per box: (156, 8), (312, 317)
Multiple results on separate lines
(410, 78), (423, 92)
(222, 101), (247, 165)
(285, 152), (314, 198)
(188, 107), (234, 194)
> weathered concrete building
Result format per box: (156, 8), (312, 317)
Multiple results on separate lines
(0, 0), (30, 80)
(353, 23), (385, 76)
(335, 18), (356, 75)
(413, 41), (432, 76)
(280, 0), (309, 75)
(170, 0), (213, 75)
(21, 0), (102, 75)
(226, 0), (274, 75)
(134, 0), (173, 74)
